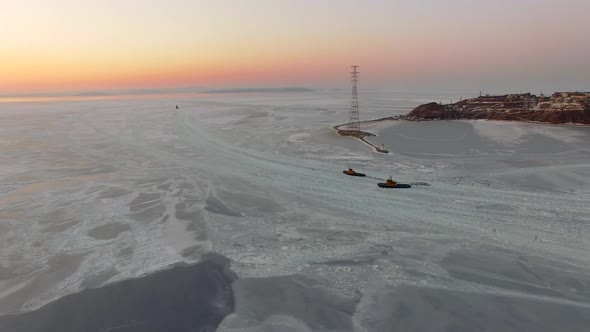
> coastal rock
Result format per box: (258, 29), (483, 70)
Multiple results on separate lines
(407, 92), (590, 124)
(405, 102), (448, 120)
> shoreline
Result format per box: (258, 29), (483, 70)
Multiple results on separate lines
(406, 92), (590, 126)
(332, 115), (590, 155)
(406, 117), (590, 127)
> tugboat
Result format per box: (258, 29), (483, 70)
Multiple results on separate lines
(343, 168), (366, 177)
(378, 177), (411, 189)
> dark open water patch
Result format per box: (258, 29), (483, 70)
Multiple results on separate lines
(0, 254), (236, 332)
(87, 222), (131, 240)
(2, 252), (590, 332)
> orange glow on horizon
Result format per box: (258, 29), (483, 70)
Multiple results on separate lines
(1, 0), (589, 93)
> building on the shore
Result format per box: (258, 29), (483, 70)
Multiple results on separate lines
(553, 92), (589, 97)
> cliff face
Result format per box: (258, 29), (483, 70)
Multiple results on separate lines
(406, 102), (448, 119)
(407, 92), (590, 124)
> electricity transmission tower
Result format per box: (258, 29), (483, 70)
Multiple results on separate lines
(348, 65), (361, 131)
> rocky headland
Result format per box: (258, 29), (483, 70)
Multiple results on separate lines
(406, 92), (590, 125)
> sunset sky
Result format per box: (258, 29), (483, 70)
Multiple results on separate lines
(1, 0), (589, 94)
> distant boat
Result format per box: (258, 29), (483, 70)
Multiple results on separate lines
(342, 169), (366, 177)
(176, 105), (179, 109)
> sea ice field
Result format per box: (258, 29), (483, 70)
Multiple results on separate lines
(1, 91), (589, 331)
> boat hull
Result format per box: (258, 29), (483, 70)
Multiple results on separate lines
(378, 183), (411, 189)
(343, 170), (366, 177)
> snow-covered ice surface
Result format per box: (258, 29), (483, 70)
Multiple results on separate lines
(1, 91), (590, 331)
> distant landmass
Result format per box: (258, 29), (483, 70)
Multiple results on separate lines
(203, 87), (313, 94)
(86, 87), (199, 96)
(0, 87), (311, 99)
(406, 92), (590, 125)
(76, 91), (109, 97)
(0, 87), (203, 99)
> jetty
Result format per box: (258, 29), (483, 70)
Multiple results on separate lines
(333, 116), (402, 154)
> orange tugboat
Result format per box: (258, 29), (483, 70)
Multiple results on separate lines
(378, 177), (412, 189)
(342, 168), (366, 177)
